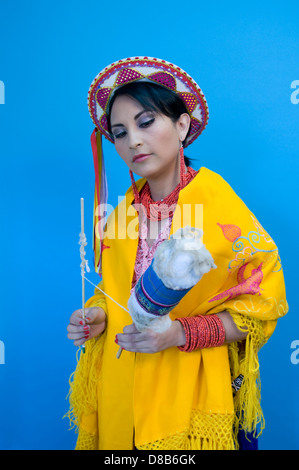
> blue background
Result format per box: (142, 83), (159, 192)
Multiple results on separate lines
(0, 0), (298, 450)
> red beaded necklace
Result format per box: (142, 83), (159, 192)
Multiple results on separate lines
(129, 148), (198, 221)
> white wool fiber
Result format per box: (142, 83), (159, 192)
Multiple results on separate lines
(127, 226), (216, 332)
(153, 226), (216, 290)
(127, 290), (172, 332)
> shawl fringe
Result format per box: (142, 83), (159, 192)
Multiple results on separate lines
(64, 331), (107, 432)
(228, 311), (266, 444)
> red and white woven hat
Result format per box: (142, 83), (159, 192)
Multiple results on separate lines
(88, 56), (209, 148)
(87, 57), (209, 274)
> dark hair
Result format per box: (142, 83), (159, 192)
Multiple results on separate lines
(106, 81), (193, 167)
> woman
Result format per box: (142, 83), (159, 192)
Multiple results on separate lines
(66, 57), (288, 450)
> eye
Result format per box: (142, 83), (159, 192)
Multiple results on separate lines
(113, 130), (127, 139)
(139, 118), (155, 128)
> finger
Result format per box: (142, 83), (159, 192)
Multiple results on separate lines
(122, 323), (139, 334)
(117, 332), (142, 344)
(117, 341), (155, 353)
(117, 333), (144, 347)
(69, 309), (86, 326)
(67, 332), (90, 347)
(67, 330), (86, 340)
(68, 327), (90, 342)
(84, 307), (106, 325)
(67, 323), (90, 343)
(73, 337), (88, 347)
(67, 323), (90, 336)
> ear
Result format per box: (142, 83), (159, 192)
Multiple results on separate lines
(176, 113), (191, 142)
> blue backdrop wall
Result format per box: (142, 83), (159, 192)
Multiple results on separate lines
(0, 0), (298, 450)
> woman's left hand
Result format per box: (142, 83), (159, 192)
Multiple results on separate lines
(116, 321), (186, 354)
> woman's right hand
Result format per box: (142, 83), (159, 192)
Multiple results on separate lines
(67, 307), (106, 346)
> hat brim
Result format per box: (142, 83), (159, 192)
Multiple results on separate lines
(88, 56), (209, 148)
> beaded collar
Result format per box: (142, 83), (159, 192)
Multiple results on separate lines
(130, 166), (198, 221)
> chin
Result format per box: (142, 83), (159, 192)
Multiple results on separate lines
(132, 163), (161, 180)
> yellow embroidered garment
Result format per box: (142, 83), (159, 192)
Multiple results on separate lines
(66, 167), (288, 450)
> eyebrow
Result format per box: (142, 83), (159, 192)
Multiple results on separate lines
(111, 110), (151, 128)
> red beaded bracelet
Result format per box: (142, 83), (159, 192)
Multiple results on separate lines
(177, 314), (226, 352)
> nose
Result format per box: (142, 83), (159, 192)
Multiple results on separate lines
(128, 129), (143, 150)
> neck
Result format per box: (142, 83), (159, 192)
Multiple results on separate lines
(147, 161), (187, 202)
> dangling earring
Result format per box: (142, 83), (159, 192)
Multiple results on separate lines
(180, 142), (187, 189)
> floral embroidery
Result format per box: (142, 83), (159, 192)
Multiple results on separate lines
(217, 214), (280, 272)
(217, 223), (241, 242)
(222, 296), (288, 319)
(250, 214), (275, 245)
(209, 216), (282, 305)
(209, 262), (264, 303)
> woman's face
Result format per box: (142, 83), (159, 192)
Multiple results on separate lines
(109, 94), (190, 180)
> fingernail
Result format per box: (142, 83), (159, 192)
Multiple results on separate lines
(79, 321), (84, 325)
(115, 338), (118, 344)
(83, 326), (89, 331)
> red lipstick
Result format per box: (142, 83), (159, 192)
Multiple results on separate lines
(133, 153), (151, 163)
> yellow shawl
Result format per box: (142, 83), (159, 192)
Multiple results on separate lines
(66, 167), (288, 450)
